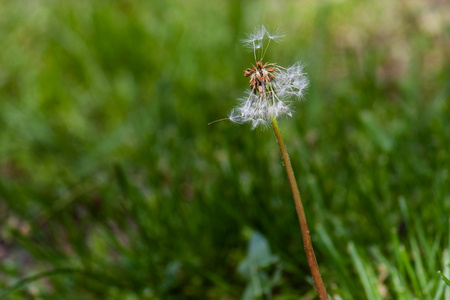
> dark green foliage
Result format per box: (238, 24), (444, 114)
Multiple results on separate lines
(0, 0), (449, 299)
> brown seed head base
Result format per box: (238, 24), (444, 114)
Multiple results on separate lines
(244, 61), (276, 95)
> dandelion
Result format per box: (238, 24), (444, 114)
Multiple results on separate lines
(229, 26), (309, 129)
(218, 26), (329, 299)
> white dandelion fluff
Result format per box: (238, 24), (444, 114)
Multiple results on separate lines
(230, 26), (308, 129)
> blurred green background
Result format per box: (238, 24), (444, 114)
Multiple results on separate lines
(0, 0), (449, 299)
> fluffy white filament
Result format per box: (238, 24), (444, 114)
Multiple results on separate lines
(230, 26), (309, 129)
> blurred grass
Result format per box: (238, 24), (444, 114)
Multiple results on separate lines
(0, 0), (449, 299)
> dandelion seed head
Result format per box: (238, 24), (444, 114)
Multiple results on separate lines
(230, 26), (309, 130)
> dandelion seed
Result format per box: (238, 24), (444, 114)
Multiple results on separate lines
(230, 25), (309, 129)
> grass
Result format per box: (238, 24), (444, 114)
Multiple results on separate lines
(0, 0), (449, 299)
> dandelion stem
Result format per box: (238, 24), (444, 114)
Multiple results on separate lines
(271, 117), (328, 300)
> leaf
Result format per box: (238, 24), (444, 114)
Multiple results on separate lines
(438, 271), (450, 286)
(238, 232), (279, 279)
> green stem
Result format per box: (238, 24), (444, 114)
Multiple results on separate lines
(271, 117), (328, 300)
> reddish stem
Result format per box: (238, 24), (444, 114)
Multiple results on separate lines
(271, 118), (328, 300)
